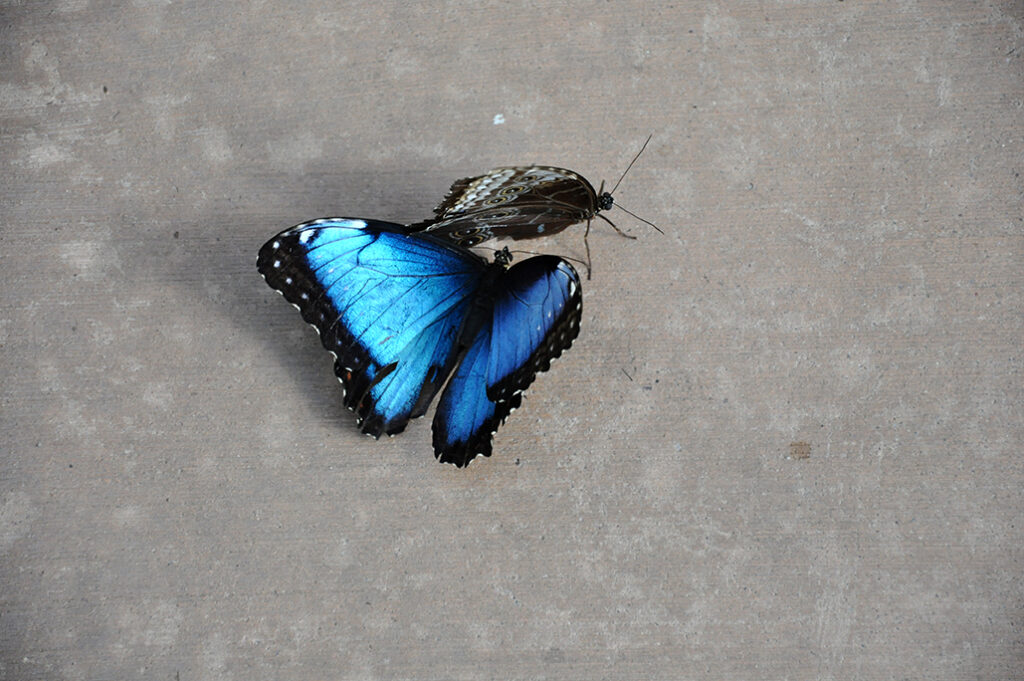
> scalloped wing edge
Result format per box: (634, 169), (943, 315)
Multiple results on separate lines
(257, 218), (446, 440)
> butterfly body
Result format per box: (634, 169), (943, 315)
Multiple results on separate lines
(257, 218), (582, 467)
(407, 166), (613, 247)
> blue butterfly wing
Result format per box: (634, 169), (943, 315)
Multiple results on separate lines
(485, 256), (582, 402)
(431, 322), (522, 467)
(258, 218), (486, 437)
(432, 256), (582, 467)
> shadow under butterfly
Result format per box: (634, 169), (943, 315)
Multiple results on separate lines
(258, 218), (582, 467)
(405, 136), (661, 275)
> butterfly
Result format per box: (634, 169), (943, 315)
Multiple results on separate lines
(405, 165), (619, 248)
(405, 137), (658, 272)
(257, 218), (582, 467)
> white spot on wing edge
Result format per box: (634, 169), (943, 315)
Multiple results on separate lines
(493, 113), (505, 125)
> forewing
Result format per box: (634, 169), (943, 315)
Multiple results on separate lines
(257, 218), (484, 437)
(484, 256), (583, 402)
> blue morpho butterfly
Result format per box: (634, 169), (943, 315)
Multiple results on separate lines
(257, 218), (582, 467)
(404, 137), (659, 272)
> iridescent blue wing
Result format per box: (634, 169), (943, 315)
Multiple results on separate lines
(484, 256), (583, 401)
(257, 218), (486, 437)
(432, 256), (582, 467)
(407, 166), (611, 247)
(431, 322), (523, 468)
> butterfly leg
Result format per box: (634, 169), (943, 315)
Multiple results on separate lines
(582, 220), (593, 280)
(596, 213), (639, 241)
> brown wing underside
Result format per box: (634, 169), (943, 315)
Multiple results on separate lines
(406, 166), (601, 246)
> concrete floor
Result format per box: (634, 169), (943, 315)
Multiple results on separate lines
(2, 2), (1022, 679)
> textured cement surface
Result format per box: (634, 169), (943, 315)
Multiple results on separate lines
(2, 2), (1022, 679)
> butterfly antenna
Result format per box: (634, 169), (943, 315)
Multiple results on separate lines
(608, 134), (652, 196)
(554, 252), (591, 274)
(614, 202), (664, 235)
(508, 248), (542, 257)
(508, 247), (590, 279)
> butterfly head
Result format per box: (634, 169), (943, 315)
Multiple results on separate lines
(493, 247), (514, 268)
(598, 191), (614, 212)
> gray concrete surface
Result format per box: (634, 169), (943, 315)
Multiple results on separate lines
(2, 2), (1022, 679)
